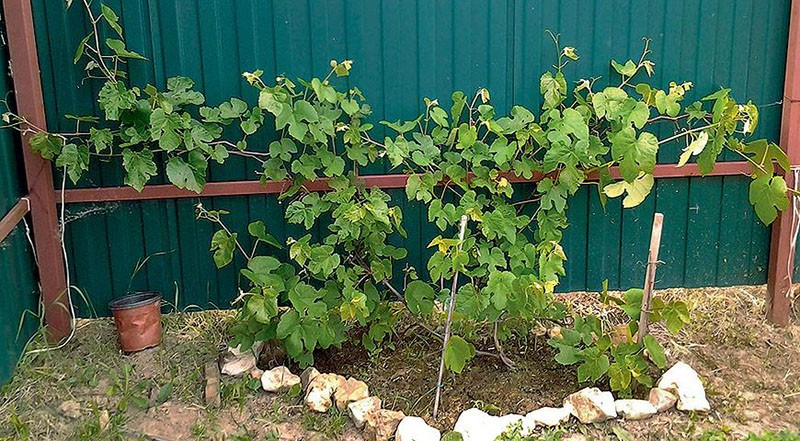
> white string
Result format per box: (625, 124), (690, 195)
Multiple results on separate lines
(788, 167), (800, 299)
(27, 167), (76, 354)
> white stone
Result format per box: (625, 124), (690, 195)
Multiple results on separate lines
(396, 416), (441, 441)
(220, 353), (256, 376)
(334, 377), (369, 410)
(563, 387), (617, 423)
(348, 396), (381, 429)
(300, 367), (321, 390)
(305, 373), (346, 412)
(657, 362), (711, 412)
(648, 388), (678, 412)
(614, 399), (657, 420)
(220, 342), (263, 376)
(364, 409), (405, 441)
(260, 366), (301, 392)
(524, 406), (571, 427)
(453, 408), (524, 441)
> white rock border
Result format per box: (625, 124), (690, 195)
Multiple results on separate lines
(219, 357), (709, 440)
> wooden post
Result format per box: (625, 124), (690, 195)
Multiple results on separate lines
(3, 0), (71, 341)
(767, 0), (800, 326)
(638, 213), (664, 343)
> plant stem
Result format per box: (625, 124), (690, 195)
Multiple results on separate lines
(433, 215), (468, 420)
(658, 123), (719, 145)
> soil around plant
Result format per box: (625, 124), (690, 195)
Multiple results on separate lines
(0, 285), (799, 440)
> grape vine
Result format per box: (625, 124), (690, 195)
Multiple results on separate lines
(2, 2), (793, 395)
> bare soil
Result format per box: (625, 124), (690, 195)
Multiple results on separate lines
(1, 285), (799, 440)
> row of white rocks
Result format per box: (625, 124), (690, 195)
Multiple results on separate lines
(220, 345), (432, 441)
(221, 346), (708, 441)
(455, 361), (711, 441)
(262, 365), (437, 441)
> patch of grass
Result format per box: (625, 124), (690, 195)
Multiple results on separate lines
(746, 432), (800, 441)
(496, 422), (567, 441)
(71, 407), (136, 441)
(191, 421), (214, 440)
(699, 427), (732, 441)
(0, 311), (235, 439)
(3, 410), (30, 440)
(264, 427), (281, 441)
(301, 408), (349, 439)
(221, 376), (261, 407)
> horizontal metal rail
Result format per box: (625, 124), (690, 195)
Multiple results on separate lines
(0, 197), (30, 243)
(60, 161), (753, 204)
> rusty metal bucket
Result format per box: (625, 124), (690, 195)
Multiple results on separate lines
(108, 291), (162, 352)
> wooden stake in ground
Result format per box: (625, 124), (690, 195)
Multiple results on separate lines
(432, 215), (469, 419)
(204, 361), (221, 408)
(637, 212), (664, 343)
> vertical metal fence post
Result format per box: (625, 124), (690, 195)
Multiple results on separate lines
(3, 0), (71, 341)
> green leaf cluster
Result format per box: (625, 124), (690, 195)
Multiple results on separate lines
(548, 287), (690, 396)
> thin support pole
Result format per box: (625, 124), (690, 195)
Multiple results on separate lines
(432, 215), (468, 419)
(637, 212), (664, 343)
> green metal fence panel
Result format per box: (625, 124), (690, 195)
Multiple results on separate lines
(0, 27), (39, 383)
(30, 0), (791, 316)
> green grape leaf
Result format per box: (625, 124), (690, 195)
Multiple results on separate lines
(661, 301), (690, 334)
(610, 127), (657, 182)
(245, 294), (278, 324)
(608, 361), (632, 391)
(444, 335), (475, 374)
(105, 38), (147, 60)
(592, 87), (628, 120)
(677, 131), (709, 167)
(276, 310), (300, 339)
(121, 148), (157, 191)
(540, 71), (567, 109)
(209, 229), (237, 268)
(262, 158), (288, 181)
(405, 280), (435, 316)
(577, 348), (610, 383)
(602, 172), (654, 208)
(29, 132), (64, 160)
(430, 106), (449, 128)
(643, 334), (667, 368)
(486, 271), (515, 310)
(73, 34), (92, 64)
(248, 221), (283, 249)
(269, 139), (298, 161)
(166, 155), (207, 193)
(554, 344), (580, 365)
(619, 288), (644, 320)
(100, 5), (123, 37)
(55, 143), (90, 184)
(749, 175), (789, 225)
(89, 127), (114, 154)
(98, 81), (138, 121)
(611, 59), (638, 77)
(743, 140), (791, 176)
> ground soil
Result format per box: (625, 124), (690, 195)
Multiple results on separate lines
(1, 285), (799, 440)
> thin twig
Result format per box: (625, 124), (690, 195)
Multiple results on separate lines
(433, 215), (468, 419)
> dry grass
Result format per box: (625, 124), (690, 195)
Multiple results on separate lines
(1, 286), (799, 440)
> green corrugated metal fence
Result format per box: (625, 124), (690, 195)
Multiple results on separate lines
(29, 0), (791, 316)
(0, 11), (39, 383)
